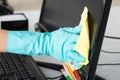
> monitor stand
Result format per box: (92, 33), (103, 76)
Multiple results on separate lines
(95, 75), (106, 80)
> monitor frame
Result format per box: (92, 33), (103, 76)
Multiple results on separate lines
(88, 0), (112, 80)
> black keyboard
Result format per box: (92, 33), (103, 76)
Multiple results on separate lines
(0, 53), (46, 80)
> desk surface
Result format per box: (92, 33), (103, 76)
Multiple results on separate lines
(96, 6), (120, 80)
(15, 6), (120, 80)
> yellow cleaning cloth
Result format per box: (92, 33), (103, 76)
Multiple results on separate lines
(75, 7), (90, 67)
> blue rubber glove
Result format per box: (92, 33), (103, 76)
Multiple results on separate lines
(7, 25), (85, 68)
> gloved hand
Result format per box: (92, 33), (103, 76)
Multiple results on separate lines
(7, 25), (85, 68)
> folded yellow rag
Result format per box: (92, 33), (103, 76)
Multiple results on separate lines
(75, 7), (90, 67)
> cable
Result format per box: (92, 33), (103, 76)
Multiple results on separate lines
(100, 35), (120, 54)
(104, 35), (120, 39)
(101, 50), (120, 54)
(46, 75), (63, 79)
(35, 61), (63, 71)
(35, 61), (64, 79)
(98, 63), (120, 66)
(100, 34), (120, 66)
(100, 49), (120, 66)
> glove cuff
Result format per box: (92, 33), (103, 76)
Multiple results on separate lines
(6, 31), (50, 56)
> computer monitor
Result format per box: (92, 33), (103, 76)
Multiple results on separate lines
(38, 0), (112, 80)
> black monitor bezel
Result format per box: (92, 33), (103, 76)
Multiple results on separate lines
(88, 0), (112, 80)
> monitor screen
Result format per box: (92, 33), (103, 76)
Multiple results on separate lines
(39, 0), (104, 54)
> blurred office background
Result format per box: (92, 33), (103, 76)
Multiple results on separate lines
(8, 0), (119, 10)
(7, 0), (120, 80)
